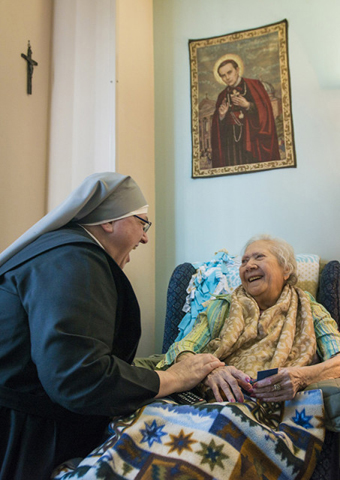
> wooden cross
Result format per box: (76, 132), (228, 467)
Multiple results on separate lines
(21, 41), (38, 95)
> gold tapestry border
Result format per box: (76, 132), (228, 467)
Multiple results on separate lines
(190, 20), (296, 178)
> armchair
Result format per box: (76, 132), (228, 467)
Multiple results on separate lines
(162, 260), (340, 480)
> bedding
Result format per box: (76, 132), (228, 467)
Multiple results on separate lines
(52, 389), (324, 480)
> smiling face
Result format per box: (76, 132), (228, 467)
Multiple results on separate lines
(239, 240), (290, 310)
(107, 215), (149, 269)
(87, 215), (149, 269)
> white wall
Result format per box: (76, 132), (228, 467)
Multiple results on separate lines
(48, 0), (116, 209)
(153, 0), (340, 350)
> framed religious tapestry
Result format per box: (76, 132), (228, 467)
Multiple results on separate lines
(190, 19), (296, 178)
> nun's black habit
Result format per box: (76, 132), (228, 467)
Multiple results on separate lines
(0, 173), (159, 479)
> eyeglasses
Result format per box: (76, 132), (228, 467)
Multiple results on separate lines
(134, 215), (152, 233)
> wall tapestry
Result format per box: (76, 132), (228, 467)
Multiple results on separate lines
(190, 19), (296, 178)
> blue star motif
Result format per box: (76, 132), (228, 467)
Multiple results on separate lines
(140, 420), (167, 447)
(292, 408), (313, 429)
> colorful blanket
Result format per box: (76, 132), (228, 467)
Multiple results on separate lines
(52, 389), (324, 480)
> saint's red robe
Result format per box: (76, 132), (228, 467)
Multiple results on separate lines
(211, 78), (280, 168)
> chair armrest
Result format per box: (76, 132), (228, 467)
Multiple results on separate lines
(162, 263), (196, 353)
(317, 260), (340, 326)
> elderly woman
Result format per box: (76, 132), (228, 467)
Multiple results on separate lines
(158, 235), (340, 404)
(0, 172), (222, 480)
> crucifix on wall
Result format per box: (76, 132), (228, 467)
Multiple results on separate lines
(21, 41), (38, 95)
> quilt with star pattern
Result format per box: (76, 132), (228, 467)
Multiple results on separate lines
(52, 389), (325, 480)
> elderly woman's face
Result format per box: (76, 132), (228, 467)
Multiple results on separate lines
(239, 240), (289, 310)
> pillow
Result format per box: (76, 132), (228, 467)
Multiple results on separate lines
(295, 254), (320, 298)
(305, 378), (340, 432)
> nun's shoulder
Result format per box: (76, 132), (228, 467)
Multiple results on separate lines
(0, 225), (97, 275)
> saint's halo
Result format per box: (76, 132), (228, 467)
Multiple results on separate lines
(213, 54), (244, 85)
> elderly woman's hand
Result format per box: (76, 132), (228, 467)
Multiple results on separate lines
(156, 354), (225, 398)
(252, 367), (305, 402)
(204, 365), (254, 403)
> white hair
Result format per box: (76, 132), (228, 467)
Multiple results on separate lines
(242, 234), (298, 286)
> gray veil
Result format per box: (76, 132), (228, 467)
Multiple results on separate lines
(0, 172), (147, 266)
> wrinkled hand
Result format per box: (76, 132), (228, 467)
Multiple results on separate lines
(204, 365), (254, 403)
(156, 354), (224, 397)
(252, 367), (304, 402)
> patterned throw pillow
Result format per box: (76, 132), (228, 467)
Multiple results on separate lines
(295, 254), (320, 298)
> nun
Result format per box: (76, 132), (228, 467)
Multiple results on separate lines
(0, 172), (222, 480)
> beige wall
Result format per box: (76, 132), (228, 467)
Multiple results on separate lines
(116, 0), (156, 355)
(0, 0), (53, 251)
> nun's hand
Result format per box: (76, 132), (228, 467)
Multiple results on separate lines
(156, 354), (224, 398)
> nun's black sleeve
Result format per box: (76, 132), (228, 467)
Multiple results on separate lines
(12, 241), (160, 416)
